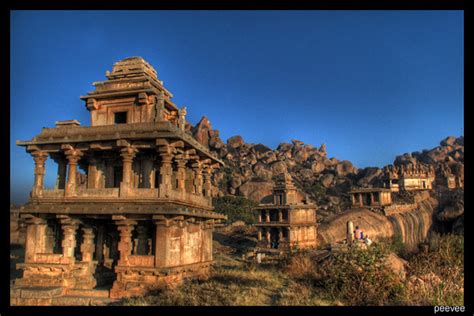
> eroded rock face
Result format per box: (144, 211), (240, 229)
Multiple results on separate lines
(191, 116), (213, 148)
(318, 200), (435, 247)
(437, 202), (464, 221)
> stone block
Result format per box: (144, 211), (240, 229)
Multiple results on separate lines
(20, 286), (64, 298)
(10, 287), (22, 298)
(66, 288), (110, 298)
(16, 297), (52, 306)
(51, 296), (91, 306)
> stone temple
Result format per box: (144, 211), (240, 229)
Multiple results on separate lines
(13, 57), (226, 303)
(254, 173), (318, 250)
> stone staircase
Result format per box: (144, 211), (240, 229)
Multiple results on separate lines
(11, 286), (119, 306)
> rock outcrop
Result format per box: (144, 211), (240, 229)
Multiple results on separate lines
(318, 196), (435, 248)
(187, 116), (463, 229)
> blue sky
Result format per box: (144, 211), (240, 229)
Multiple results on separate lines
(10, 10), (463, 204)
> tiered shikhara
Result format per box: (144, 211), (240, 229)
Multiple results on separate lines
(254, 173), (318, 250)
(15, 57), (225, 299)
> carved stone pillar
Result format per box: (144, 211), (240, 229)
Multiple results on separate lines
(120, 146), (137, 191)
(80, 228), (95, 262)
(31, 151), (48, 198)
(192, 162), (203, 196)
(278, 228), (283, 241)
(203, 166), (212, 198)
(61, 221), (79, 259)
(175, 158), (187, 193)
(64, 148), (83, 197)
(158, 146), (173, 196)
(265, 210), (270, 223)
(116, 220), (136, 266)
(278, 210), (283, 222)
(155, 92), (166, 122)
(258, 212), (262, 223)
(24, 216), (48, 263)
(358, 193), (363, 207)
(370, 193), (375, 205)
(257, 228), (262, 241)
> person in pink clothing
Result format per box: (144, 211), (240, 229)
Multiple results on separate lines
(354, 226), (362, 240)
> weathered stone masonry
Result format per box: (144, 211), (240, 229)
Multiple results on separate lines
(254, 173), (318, 250)
(14, 57), (226, 302)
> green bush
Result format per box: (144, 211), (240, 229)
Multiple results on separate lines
(314, 243), (407, 305)
(213, 195), (258, 224)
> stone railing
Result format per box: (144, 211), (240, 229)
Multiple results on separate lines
(36, 187), (212, 207)
(127, 188), (159, 198)
(34, 253), (74, 264)
(259, 220), (289, 224)
(42, 189), (65, 198)
(76, 188), (120, 198)
(164, 188), (212, 207)
(126, 255), (155, 267)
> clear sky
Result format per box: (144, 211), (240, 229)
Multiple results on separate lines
(10, 10), (464, 205)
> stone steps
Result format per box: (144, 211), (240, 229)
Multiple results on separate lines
(51, 295), (117, 306)
(65, 288), (110, 298)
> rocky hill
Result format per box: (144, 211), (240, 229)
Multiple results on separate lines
(187, 116), (464, 223)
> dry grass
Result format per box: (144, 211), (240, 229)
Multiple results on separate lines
(405, 233), (464, 306)
(282, 251), (317, 280)
(120, 251), (288, 306)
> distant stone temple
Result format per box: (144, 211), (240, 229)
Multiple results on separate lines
(348, 188), (392, 208)
(254, 173), (317, 250)
(383, 163), (435, 192)
(13, 57), (226, 302)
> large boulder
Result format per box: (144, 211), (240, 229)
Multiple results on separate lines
(192, 116), (213, 147)
(357, 167), (383, 187)
(384, 253), (408, 280)
(317, 209), (395, 245)
(227, 135), (245, 149)
(440, 136), (457, 147)
(335, 160), (357, 176)
(238, 180), (274, 203)
(311, 161), (326, 174)
(321, 173), (335, 188)
(271, 161), (288, 174)
(277, 142), (292, 152)
(253, 162), (273, 181)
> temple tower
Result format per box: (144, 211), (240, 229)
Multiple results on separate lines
(14, 57), (226, 303)
(254, 173), (318, 250)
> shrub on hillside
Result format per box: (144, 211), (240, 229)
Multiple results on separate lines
(406, 233), (464, 306)
(213, 195), (258, 224)
(313, 243), (407, 305)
